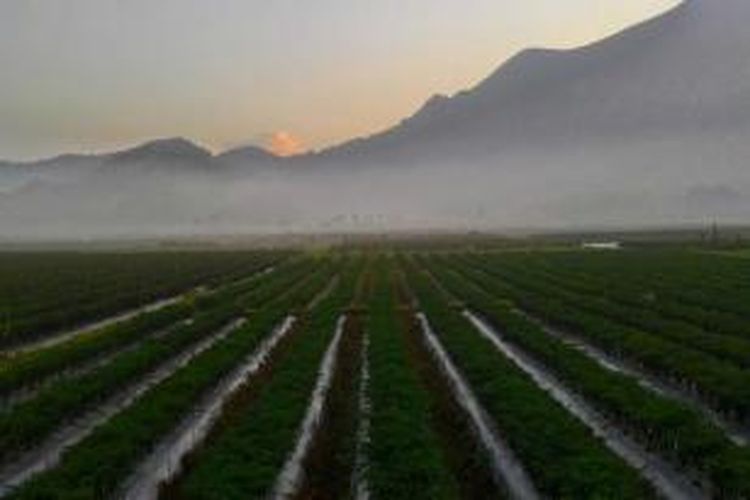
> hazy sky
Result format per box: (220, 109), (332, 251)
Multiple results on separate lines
(1, 0), (679, 161)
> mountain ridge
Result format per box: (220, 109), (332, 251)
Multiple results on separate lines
(296, 0), (706, 167)
(4, 0), (750, 236)
(0, 0), (695, 169)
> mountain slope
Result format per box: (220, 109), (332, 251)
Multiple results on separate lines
(3, 0), (750, 236)
(304, 0), (750, 168)
(6, 0), (746, 173)
(106, 138), (213, 167)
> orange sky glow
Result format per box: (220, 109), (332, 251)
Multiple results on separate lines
(266, 131), (306, 157)
(0, 0), (679, 161)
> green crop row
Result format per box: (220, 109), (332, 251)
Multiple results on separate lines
(0, 252), (284, 348)
(0, 257), (310, 400)
(403, 260), (654, 499)
(173, 258), (362, 499)
(511, 250), (750, 320)
(0, 253), (280, 321)
(526, 256), (750, 342)
(0, 258), (321, 465)
(364, 260), (461, 500)
(443, 254), (750, 427)
(8, 258), (333, 499)
(424, 256), (750, 498)
(479, 254), (750, 369)
(0, 300), (194, 398)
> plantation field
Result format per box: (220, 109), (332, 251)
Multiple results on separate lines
(1, 248), (750, 499)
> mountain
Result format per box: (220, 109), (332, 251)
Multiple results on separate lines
(0, 154), (103, 194)
(7, 0), (748, 173)
(106, 138), (213, 167)
(0, 138), (219, 195)
(216, 146), (281, 173)
(3, 0), (750, 237)
(217, 145), (277, 164)
(304, 0), (750, 168)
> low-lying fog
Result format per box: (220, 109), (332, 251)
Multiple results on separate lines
(1, 135), (748, 240)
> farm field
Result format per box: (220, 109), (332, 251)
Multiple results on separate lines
(1, 248), (750, 499)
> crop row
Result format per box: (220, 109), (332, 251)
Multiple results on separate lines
(560, 251), (750, 290)
(0, 257), (314, 401)
(0, 251), (283, 348)
(403, 260), (654, 499)
(422, 256), (750, 497)
(0, 252), (279, 320)
(292, 300), (365, 499)
(0, 300), (194, 399)
(0, 258), (324, 467)
(7, 258), (333, 499)
(508, 254), (750, 360)
(442, 254), (750, 430)
(481, 254), (750, 367)
(168, 258), (362, 499)
(363, 260), (461, 499)
(526, 250), (750, 319)
(514, 254), (750, 342)
(393, 269), (502, 499)
(284, 260), (375, 499)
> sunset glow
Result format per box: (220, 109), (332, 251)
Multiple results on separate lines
(266, 131), (306, 157)
(0, 0), (678, 161)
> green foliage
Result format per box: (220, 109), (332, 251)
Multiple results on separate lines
(450, 254), (750, 423)
(177, 259), (362, 499)
(480, 254), (750, 369)
(5, 248), (750, 499)
(405, 261), (654, 499)
(6, 258), (331, 499)
(0, 256), (308, 402)
(426, 256), (750, 498)
(0, 251), (284, 348)
(365, 261), (460, 499)
(0, 301), (192, 398)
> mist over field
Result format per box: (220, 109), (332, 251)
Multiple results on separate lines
(2, 0), (749, 239)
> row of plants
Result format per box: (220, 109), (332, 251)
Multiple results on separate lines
(289, 262), (374, 499)
(168, 258), (363, 499)
(404, 260), (655, 499)
(0, 258), (322, 465)
(393, 269), (502, 499)
(0, 252), (278, 321)
(8, 257), (334, 499)
(474, 254), (750, 370)
(0, 299), (196, 399)
(0, 251), (283, 348)
(504, 253), (750, 354)
(291, 306), (365, 499)
(522, 250), (750, 320)
(517, 254), (750, 342)
(424, 256), (750, 498)
(557, 250), (750, 291)
(443, 255), (750, 427)
(364, 260), (461, 499)
(0, 257), (312, 400)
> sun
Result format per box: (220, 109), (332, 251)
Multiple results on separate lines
(266, 131), (306, 157)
